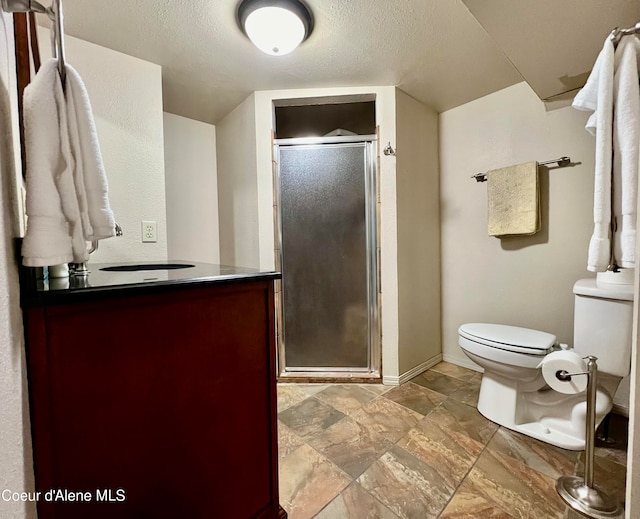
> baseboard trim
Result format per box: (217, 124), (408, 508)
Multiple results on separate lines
(383, 354), (443, 386)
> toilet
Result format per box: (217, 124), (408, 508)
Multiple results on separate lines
(458, 277), (634, 450)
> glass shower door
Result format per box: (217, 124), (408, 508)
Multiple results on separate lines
(275, 138), (378, 374)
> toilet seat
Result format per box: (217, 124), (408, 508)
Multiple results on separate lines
(459, 323), (556, 355)
(459, 335), (547, 369)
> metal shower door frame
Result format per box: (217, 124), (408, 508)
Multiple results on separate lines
(273, 135), (380, 380)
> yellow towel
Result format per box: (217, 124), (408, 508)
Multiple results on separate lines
(487, 161), (540, 237)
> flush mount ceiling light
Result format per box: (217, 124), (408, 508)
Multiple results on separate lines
(237, 0), (314, 56)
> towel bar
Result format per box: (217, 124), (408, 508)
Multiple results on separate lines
(472, 156), (572, 183)
(1, 0), (66, 86)
(610, 22), (640, 48)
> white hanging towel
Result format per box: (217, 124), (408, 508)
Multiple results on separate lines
(572, 39), (615, 272)
(22, 59), (115, 267)
(64, 63), (116, 241)
(612, 36), (640, 268)
(21, 60), (75, 266)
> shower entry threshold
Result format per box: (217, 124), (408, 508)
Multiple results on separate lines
(277, 370), (382, 384)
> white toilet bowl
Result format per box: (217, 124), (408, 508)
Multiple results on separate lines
(459, 323), (615, 450)
(458, 278), (633, 451)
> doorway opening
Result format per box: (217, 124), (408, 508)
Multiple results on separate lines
(273, 95), (380, 381)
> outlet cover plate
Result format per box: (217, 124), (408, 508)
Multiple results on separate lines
(142, 220), (157, 243)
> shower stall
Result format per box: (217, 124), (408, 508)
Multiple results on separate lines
(274, 136), (380, 379)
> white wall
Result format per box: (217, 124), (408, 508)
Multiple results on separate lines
(163, 113), (219, 264)
(216, 93), (259, 268)
(0, 11), (36, 519)
(395, 89), (441, 376)
(38, 28), (167, 263)
(440, 81), (631, 411)
(440, 81), (593, 358)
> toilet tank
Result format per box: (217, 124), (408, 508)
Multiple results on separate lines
(573, 278), (634, 377)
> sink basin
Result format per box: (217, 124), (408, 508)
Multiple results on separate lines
(100, 263), (195, 272)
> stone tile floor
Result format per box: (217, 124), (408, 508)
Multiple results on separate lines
(277, 362), (628, 519)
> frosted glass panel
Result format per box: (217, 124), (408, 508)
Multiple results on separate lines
(279, 143), (370, 369)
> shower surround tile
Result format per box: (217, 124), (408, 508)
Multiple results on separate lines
(279, 443), (351, 519)
(315, 482), (399, 519)
(314, 384), (379, 415)
(358, 444), (455, 518)
(278, 397), (346, 441)
(307, 415), (391, 478)
(381, 382), (447, 416)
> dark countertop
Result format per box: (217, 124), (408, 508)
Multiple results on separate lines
(21, 260), (281, 306)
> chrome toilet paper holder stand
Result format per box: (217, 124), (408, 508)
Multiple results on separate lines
(555, 356), (623, 519)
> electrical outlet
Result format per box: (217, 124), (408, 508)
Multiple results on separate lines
(142, 220), (157, 243)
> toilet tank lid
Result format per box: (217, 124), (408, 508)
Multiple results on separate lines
(573, 278), (634, 301)
(459, 323), (557, 350)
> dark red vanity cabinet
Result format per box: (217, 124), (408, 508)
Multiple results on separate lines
(23, 277), (285, 518)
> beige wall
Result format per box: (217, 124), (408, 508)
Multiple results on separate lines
(216, 93), (259, 268)
(0, 12), (36, 519)
(440, 81), (595, 361)
(395, 89), (441, 376)
(163, 113), (219, 264)
(38, 28), (167, 263)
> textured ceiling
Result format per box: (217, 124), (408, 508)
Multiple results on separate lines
(44, 0), (523, 124)
(39, 0), (640, 125)
(464, 0), (640, 102)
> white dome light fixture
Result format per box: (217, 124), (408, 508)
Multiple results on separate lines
(237, 0), (314, 56)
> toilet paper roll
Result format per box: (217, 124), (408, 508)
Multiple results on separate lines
(540, 350), (588, 394)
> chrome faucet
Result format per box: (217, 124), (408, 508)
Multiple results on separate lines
(69, 223), (123, 277)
